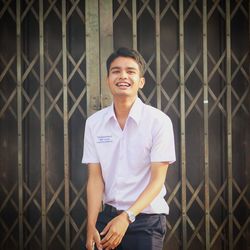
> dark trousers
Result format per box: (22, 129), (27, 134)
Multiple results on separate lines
(95, 204), (167, 250)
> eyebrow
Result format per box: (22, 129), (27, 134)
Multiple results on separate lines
(110, 66), (138, 71)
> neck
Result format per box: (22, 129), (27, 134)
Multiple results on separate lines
(113, 96), (137, 129)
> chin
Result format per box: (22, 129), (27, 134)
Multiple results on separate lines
(113, 92), (132, 97)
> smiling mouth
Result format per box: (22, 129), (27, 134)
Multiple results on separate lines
(115, 82), (131, 87)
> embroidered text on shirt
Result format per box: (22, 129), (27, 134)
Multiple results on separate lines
(97, 135), (113, 143)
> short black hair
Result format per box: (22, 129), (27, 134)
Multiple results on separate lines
(106, 47), (146, 76)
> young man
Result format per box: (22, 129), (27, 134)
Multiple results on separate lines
(82, 47), (176, 250)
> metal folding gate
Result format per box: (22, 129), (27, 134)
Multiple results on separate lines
(0, 1), (249, 250)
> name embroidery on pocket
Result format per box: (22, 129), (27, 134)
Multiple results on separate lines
(96, 135), (113, 143)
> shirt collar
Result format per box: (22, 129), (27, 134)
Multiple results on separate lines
(104, 97), (144, 126)
(128, 97), (143, 125)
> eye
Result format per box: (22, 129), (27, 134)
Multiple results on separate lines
(111, 70), (120, 74)
(128, 70), (136, 74)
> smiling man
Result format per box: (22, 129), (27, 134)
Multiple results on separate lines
(82, 47), (176, 250)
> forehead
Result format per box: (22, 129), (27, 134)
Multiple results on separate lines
(110, 56), (140, 71)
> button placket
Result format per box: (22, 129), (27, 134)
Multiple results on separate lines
(116, 132), (125, 179)
(120, 132), (126, 160)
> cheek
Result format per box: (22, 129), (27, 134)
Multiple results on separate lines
(130, 76), (144, 88)
(108, 76), (117, 84)
(130, 75), (140, 83)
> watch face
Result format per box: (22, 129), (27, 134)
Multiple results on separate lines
(130, 214), (135, 222)
(126, 210), (135, 223)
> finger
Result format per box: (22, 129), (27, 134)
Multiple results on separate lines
(94, 233), (101, 246)
(110, 235), (122, 249)
(100, 231), (113, 244)
(100, 223), (111, 236)
(101, 227), (116, 244)
(93, 231), (102, 250)
(112, 236), (122, 247)
(106, 247), (115, 250)
(95, 242), (103, 250)
(85, 241), (94, 250)
(102, 234), (118, 249)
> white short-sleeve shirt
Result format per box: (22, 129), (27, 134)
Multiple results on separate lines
(82, 97), (176, 214)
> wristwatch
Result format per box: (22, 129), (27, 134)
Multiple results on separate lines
(125, 210), (136, 223)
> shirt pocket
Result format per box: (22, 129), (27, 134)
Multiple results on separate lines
(95, 134), (118, 168)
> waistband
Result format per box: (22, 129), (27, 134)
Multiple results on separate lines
(103, 204), (123, 215)
(102, 204), (167, 218)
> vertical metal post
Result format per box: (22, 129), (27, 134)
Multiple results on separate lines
(16, 1), (23, 248)
(99, 0), (113, 108)
(155, 0), (161, 110)
(62, 1), (70, 249)
(179, 0), (187, 249)
(85, 0), (100, 116)
(39, 0), (46, 249)
(248, 2), (250, 248)
(248, 3), (250, 248)
(226, 1), (233, 249)
(132, 0), (137, 50)
(203, 1), (210, 249)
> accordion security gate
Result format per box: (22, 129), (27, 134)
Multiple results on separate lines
(0, 1), (249, 250)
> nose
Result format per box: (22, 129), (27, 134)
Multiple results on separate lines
(119, 70), (128, 79)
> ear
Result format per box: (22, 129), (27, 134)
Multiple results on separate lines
(139, 77), (145, 89)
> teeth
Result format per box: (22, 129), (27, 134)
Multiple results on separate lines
(117, 83), (130, 87)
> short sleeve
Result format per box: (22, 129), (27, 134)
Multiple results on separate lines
(150, 115), (176, 164)
(82, 119), (99, 164)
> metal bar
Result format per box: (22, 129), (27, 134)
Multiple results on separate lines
(39, 0), (46, 249)
(226, 1), (233, 249)
(155, 0), (161, 110)
(99, 0), (113, 108)
(132, 0), (137, 50)
(248, 2), (250, 248)
(85, 0), (100, 116)
(179, 0), (187, 249)
(62, 0), (70, 249)
(16, 0), (23, 248)
(203, 1), (210, 249)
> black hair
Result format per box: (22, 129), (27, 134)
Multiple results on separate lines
(106, 47), (146, 76)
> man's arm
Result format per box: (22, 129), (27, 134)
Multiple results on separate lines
(86, 163), (104, 250)
(126, 162), (169, 215)
(101, 162), (169, 249)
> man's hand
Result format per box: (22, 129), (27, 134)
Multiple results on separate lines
(86, 226), (102, 250)
(100, 213), (129, 250)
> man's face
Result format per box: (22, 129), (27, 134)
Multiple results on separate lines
(107, 56), (145, 98)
